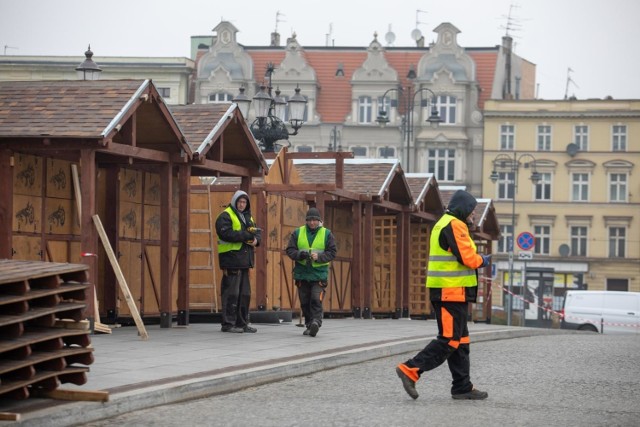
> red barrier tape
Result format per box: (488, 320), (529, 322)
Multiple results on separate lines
(479, 275), (639, 330)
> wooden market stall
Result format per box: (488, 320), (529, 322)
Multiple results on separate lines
(0, 80), (193, 328)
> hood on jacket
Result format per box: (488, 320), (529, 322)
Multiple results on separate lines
(446, 190), (477, 221)
(230, 190), (251, 214)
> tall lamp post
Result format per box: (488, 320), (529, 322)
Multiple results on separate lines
(328, 126), (342, 151)
(233, 63), (308, 153)
(489, 152), (540, 326)
(376, 86), (441, 172)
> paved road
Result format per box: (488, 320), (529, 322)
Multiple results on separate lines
(82, 333), (640, 427)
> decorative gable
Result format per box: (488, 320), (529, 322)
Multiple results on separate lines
(352, 33), (398, 82)
(272, 33), (316, 83)
(418, 23), (475, 85)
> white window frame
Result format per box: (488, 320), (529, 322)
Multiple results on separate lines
(427, 148), (455, 181)
(434, 95), (457, 125)
(571, 173), (589, 202)
(570, 226), (588, 256)
(358, 96), (373, 124)
(497, 171), (515, 200)
(533, 225), (551, 255)
(535, 172), (552, 201)
(574, 125), (589, 151)
(608, 226), (626, 258)
(609, 173), (627, 203)
(612, 124), (627, 151)
(498, 223), (513, 253)
(537, 124), (551, 151)
(351, 146), (367, 157)
(500, 124), (515, 150)
(208, 92), (233, 103)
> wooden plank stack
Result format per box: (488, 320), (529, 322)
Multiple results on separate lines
(0, 259), (95, 401)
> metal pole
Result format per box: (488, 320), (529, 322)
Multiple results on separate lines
(406, 86), (412, 172)
(507, 151), (517, 327)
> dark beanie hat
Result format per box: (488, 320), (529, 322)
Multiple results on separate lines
(306, 207), (322, 221)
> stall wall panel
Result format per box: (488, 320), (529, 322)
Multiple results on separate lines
(13, 153), (43, 197)
(372, 216), (396, 313)
(409, 223), (431, 316)
(325, 259), (352, 312)
(117, 241), (142, 317)
(11, 235), (42, 261)
(119, 202), (142, 240)
(13, 194), (41, 233)
(45, 158), (72, 199)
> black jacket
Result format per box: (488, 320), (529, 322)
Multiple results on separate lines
(215, 190), (261, 270)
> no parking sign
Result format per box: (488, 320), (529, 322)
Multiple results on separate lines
(516, 231), (535, 251)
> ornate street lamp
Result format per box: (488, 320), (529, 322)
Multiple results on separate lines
(233, 63), (307, 153)
(490, 152), (540, 327)
(76, 45), (102, 81)
(328, 126), (342, 151)
(376, 86), (441, 172)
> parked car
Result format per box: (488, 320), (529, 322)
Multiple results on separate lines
(560, 290), (640, 334)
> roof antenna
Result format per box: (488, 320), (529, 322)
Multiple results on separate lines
(275, 11), (286, 33)
(326, 23), (333, 47)
(410, 9), (427, 46)
(499, 2), (523, 41)
(564, 67), (579, 99)
(3, 45), (18, 55)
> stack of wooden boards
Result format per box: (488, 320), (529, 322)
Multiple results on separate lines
(0, 260), (96, 402)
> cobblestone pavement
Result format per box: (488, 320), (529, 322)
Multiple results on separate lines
(82, 333), (640, 427)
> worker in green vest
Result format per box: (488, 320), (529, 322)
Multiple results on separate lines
(215, 190), (261, 333)
(286, 207), (337, 337)
(395, 190), (491, 400)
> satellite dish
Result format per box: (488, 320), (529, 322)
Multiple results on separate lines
(411, 28), (422, 41)
(566, 143), (579, 157)
(385, 31), (396, 45)
(559, 244), (570, 257)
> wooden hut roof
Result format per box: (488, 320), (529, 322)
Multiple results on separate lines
(170, 103), (267, 177)
(405, 173), (444, 216)
(0, 80), (190, 158)
(439, 186), (499, 240)
(293, 158), (413, 206)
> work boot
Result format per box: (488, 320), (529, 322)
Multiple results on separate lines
(451, 388), (488, 400)
(395, 364), (419, 400)
(309, 322), (319, 337)
(303, 328), (311, 336)
(221, 325), (244, 333)
(243, 325), (257, 333)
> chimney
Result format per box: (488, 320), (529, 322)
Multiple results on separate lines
(502, 35), (513, 99)
(270, 32), (281, 47)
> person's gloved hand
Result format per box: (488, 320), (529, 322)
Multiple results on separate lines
(299, 251), (309, 260)
(480, 254), (492, 268)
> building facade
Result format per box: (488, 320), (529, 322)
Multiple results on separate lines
(191, 20), (536, 195)
(483, 99), (640, 321)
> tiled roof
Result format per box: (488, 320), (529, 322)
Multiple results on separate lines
(0, 80), (146, 138)
(246, 48), (499, 124)
(170, 103), (230, 151)
(294, 159), (411, 202)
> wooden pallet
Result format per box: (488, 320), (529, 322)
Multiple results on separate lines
(0, 259), (104, 404)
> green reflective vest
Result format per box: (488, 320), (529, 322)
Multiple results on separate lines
(296, 226), (329, 268)
(217, 206), (254, 254)
(426, 214), (478, 288)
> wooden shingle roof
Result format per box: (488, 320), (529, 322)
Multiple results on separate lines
(170, 103), (230, 152)
(0, 80), (146, 138)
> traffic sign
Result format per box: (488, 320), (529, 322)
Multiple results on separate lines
(517, 231), (535, 251)
(518, 251), (533, 260)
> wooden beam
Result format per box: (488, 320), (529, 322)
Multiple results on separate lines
(160, 163), (172, 328)
(97, 143), (171, 162)
(196, 158), (253, 177)
(177, 163), (191, 326)
(34, 389), (109, 402)
(0, 150), (12, 258)
(80, 150), (98, 322)
(93, 214), (149, 340)
(351, 201), (363, 318)
(362, 203), (373, 319)
(262, 183), (337, 192)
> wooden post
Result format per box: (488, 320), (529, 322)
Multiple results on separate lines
(0, 150), (12, 259)
(159, 163), (172, 328)
(177, 164), (191, 326)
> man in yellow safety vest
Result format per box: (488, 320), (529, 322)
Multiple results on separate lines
(395, 190), (491, 400)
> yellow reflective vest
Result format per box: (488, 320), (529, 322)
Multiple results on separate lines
(217, 206), (254, 254)
(426, 214), (478, 289)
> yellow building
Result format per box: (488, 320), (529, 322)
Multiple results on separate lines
(483, 99), (640, 323)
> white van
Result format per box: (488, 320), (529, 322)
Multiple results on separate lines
(561, 291), (640, 334)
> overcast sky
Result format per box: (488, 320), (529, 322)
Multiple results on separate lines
(1, 0), (638, 100)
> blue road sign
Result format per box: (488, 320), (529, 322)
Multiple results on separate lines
(517, 231), (535, 251)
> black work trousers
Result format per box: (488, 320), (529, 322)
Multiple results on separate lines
(404, 301), (472, 395)
(220, 269), (251, 328)
(296, 280), (325, 328)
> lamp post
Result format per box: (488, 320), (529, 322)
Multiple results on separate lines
(489, 152), (540, 326)
(328, 126), (342, 151)
(75, 45), (102, 81)
(376, 86), (441, 172)
(233, 62), (308, 153)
